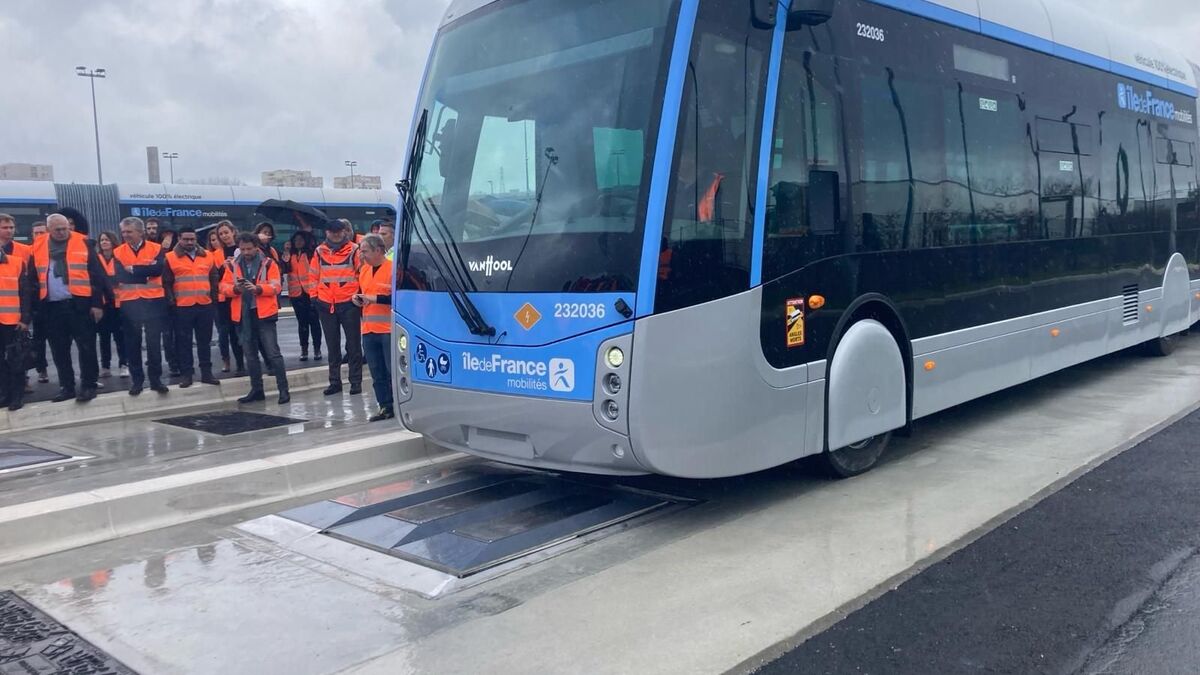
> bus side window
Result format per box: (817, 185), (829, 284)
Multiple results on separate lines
(763, 49), (846, 282)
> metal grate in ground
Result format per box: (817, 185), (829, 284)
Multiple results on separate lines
(0, 444), (70, 473)
(280, 468), (691, 578)
(155, 411), (305, 436)
(0, 591), (137, 674)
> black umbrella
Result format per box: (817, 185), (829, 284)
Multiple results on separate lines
(256, 199), (330, 228)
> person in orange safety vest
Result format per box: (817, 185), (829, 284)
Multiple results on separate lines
(0, 214), (33, 410)
(219, 233), (289, 405)
(353, 234), (394, 422)
(34, 214), (109, 403)
(309, 219), (363, 397)
(113, 216), (169, 396)
(162, 227), (221, 389)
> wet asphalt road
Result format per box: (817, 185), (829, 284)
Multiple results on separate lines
(755, 408), (1200, 675)
(27, 313), (333, 402)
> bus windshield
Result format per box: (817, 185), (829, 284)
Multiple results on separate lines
(402, 0), (678, 294)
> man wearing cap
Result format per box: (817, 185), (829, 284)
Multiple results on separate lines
(310, 218), (363, 396)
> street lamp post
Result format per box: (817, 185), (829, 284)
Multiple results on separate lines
(345, 160), (358, 188)
(75, 66), (107, 184)
(162, 152), (179, 183)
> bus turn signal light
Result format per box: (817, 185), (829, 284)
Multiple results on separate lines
(1050, 328), (1061, 338)
(808, 295), (826, 311)
(924, 360), (936, 372)
(1146, 305), (1154, 313)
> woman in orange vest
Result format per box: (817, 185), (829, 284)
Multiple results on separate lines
(219, 232), (289, 405)
(281, 230), (322, 362)
(163, 227), (221, 389)
(310, 219), (363, 396)
(353, 234), (393, 422)
(211, 221), (244, 375)
(95, 231), (127, 379)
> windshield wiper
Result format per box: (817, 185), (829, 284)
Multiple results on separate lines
(398, 109), (496, 337)
(505, 147), (559, 292)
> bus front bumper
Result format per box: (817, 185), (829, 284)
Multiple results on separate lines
(402, 383), (650, 476)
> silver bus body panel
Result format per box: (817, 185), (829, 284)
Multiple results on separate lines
(409, 382), (647, 476)
(626, 288), (815, 478)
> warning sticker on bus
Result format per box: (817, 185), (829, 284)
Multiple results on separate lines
(786, 298), (806, 348)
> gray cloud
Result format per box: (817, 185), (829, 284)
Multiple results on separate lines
(0, 0), (1195, 186)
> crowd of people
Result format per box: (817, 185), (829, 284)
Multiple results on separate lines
(0, 209), (397, 423)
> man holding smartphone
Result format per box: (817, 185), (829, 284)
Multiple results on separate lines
(219, 233), (289, 404)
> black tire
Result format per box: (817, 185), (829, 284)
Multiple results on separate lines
(821, 431), (892, 479)
(1143, 332), (1181, 357)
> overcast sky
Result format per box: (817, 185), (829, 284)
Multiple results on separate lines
(0, 0), (1196, 187)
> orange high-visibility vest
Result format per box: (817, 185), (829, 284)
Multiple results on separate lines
(8, 241), (31, 266)
(287, 253), (312, 297)
(165, 250), (216, 307)
(697, 173), (725, 223)
(99, 255), (120, 308)
(0, 252), (23, 326)
(219, 257), (281, 323)
(32, 232), (92, 300)
(357, 263), (393, 335)
(112, 240), (164, 303)
(311, 242), (360, 307)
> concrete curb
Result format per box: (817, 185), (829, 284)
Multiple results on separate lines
(0, 430), (456, 565)
(1, 366), (368, 434)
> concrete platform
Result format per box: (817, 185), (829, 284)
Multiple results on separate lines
(0, 386), (450, 565)
(0, 340), (1197, 674)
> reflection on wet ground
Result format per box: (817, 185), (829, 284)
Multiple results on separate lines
(0, 386), (389, 507)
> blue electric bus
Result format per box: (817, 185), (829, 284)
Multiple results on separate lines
(392, 0), (1200, 479)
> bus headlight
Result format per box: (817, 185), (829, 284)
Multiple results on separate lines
(606, 347), (624, 369)
(398, 334), (409, 353)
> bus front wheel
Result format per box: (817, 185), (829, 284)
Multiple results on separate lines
(821, 432), (892, 479)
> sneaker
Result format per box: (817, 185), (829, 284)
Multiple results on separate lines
(37, 370), (49, 384)
(299, 351), (309, 362)
(100, 368), (112, 379)
(221, 357), (231, 373)
(119, 366), (130, 379)
(314, 351), (323, 362)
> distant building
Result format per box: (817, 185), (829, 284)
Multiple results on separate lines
(262, 169), (324, 188)
(333, 175), (382, 190)
(0, 163), (54, 181)
(146, 147), (161, 183)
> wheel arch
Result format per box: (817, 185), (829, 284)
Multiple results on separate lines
(824, 294), (914, 452)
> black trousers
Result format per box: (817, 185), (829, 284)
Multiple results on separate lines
(239, 316), (288, 394)
(43, 297), (99, 392)
(97, 306), (125, 369)
(0, 325), (24, 406)
(291, 293), (322, 353)
(162, 305), (179, 372)
(215, 300), (243, 369)
(30, 307), (47, 372)
(316, 301), (362, 387)
(175, 304), (216, 376)
(121, 298), (167, 386)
